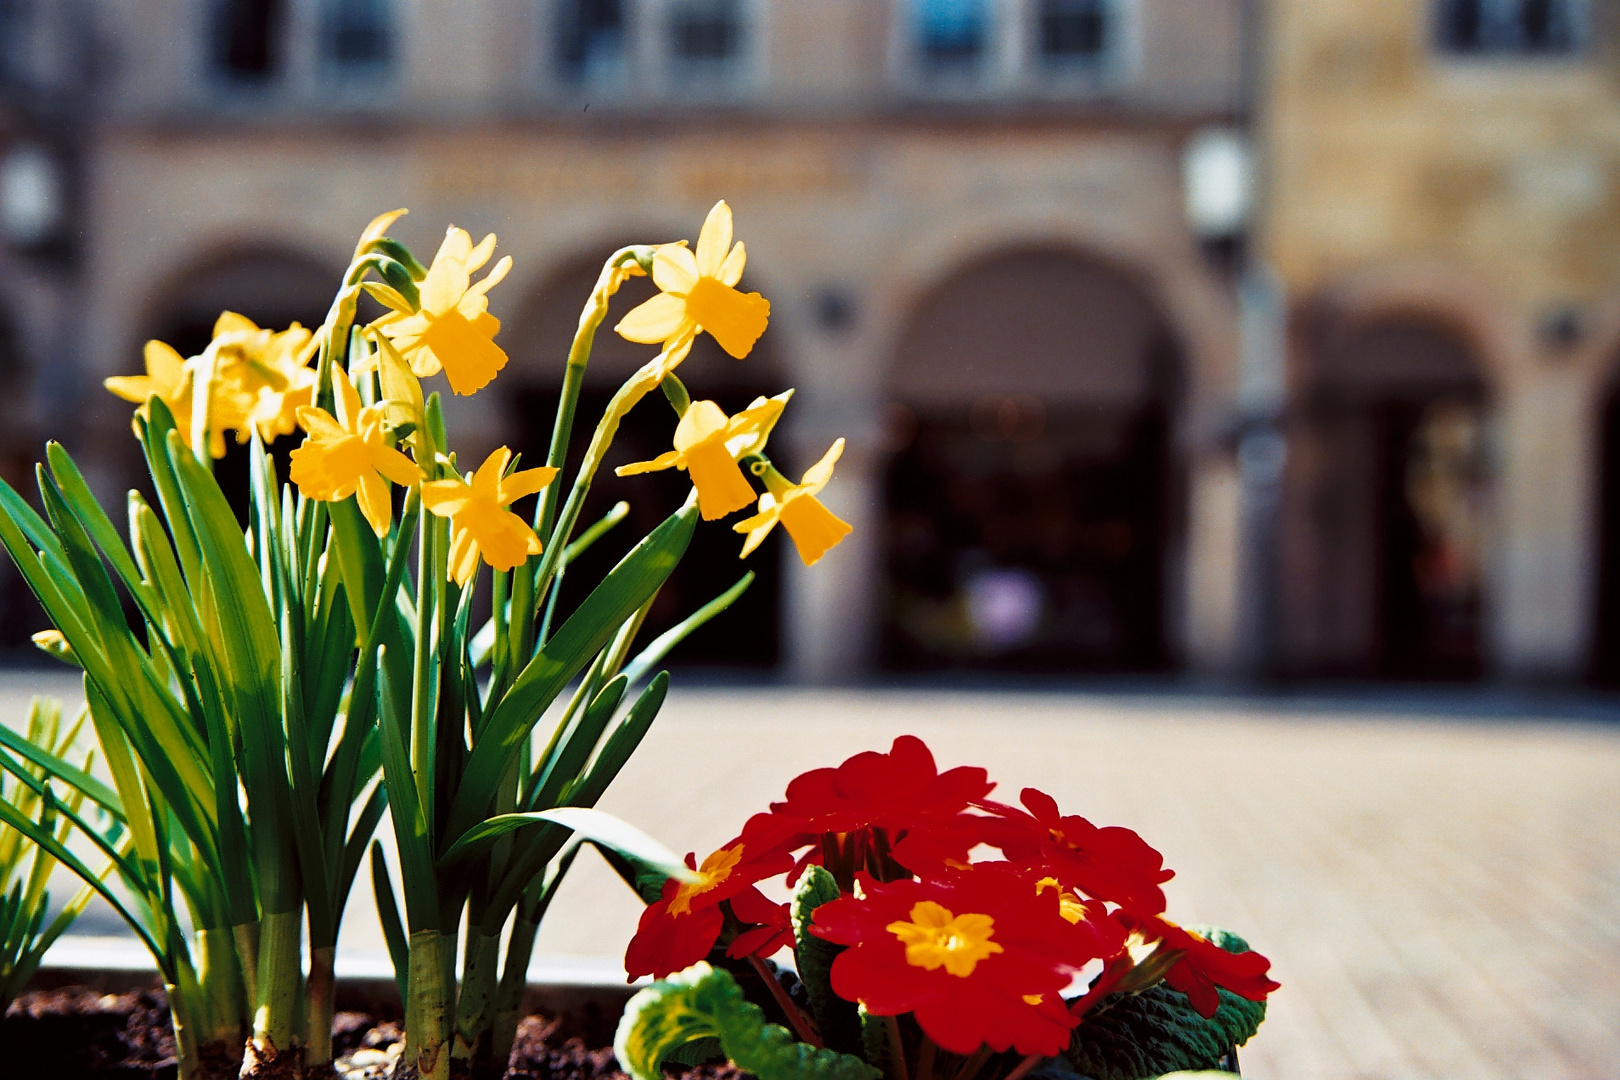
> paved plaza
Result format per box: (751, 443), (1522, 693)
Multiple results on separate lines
(7, 672), (1619, 1079)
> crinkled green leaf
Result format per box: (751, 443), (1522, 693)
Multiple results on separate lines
(1064, 927), (1266, 1080)
(614, 962), (879, 1080)
(792, 864), (861, 1056)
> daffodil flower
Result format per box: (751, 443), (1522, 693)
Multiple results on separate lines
(615, 201), (770, 366)
(376, 226), (513, 396)
(288, 367), (423, 536)
(208, 312), (319, 444)
(106, 339), (211, 451)
(615, 394), (789, 521)
(734, 438), (853, 567)
(421, 447), (558, 586)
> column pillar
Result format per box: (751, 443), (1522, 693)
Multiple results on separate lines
(780, 389), (885, 683)
(1492, 365), (1597, 679)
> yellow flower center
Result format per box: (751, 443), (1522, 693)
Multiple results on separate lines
(668, 844), (744, 916)
(887, 901), (1003, 978)
(1036, 876), (1087, 925)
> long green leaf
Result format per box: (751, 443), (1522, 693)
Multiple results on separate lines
(446, 503), (696, 843)
(437, 806), (696, 882)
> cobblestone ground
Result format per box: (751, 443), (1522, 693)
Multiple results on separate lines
(9, 674), (1619, 1080)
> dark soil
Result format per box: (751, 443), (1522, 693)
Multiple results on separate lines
(1, 984), (753, 1080)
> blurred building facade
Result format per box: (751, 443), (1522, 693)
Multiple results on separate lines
(0, 0), (1615, 683)
(1263, 0), (1620, 682)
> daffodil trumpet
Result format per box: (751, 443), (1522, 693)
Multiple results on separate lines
(12, 202), (848, 1080)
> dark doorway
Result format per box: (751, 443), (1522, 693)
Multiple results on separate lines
(881, 248), (1180, 673)
(502, 257), (784, 670)
(1285, 317), (1489, 679)
(133, 248), (335, 525)
(884, 401), (1169, 671)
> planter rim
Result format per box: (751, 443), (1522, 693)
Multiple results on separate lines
(40, 934), (647, 989)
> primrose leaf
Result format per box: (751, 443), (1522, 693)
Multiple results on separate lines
(792, 865), (862, 1056)
(1064, 927), (1266, 1080)
(614, 962), (879, 1080)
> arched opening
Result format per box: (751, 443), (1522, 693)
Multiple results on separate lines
(0, 302), (43, 653)
(1284, 315), (1490, 679)
(881, 247), (1181, 672)
(131, 245), (337, 520)
(501, 254), (785, 670)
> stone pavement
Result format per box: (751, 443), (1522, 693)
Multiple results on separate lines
(7, 672), (1619, 1080)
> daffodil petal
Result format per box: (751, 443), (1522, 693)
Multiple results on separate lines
(615, 450), (684, 476)
(373, 444), (423, 489)
(356, 208), (408, 256)
(333, 369), (363, 431)
(684, 279), (770, 359)
(686, 441), (757, 521)
(466, 233), (497, 273)
(144, 340), (188, 388)
(616, 293), (690, 344)
(466, 255), (512, 300)
(651, 243), (699, 295)
(719, 241), (747, 287)
(356, 472), (393, 537)
(673, 400), (731, 453)
(500, 465), (559, 504)
(471, 447), (512, 497)
(696, 201), (733, 279)
(295, 406), (347, 440)
(801, 437), (845, 493)
(105, 376), (157, 405)
(778, 492), (852, 566)
(422, 479), (473, 517)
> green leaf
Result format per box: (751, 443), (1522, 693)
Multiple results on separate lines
(1064, 929), (1267, 1080)
(528, 674), (626, 812)
(614, 963), (879, 1080)
(371, 842), (411, 1010)
(445, 503), (697, 844)
(621, 573), (753, 688)
(792, 865), (861, 1056)
(438, 806), (694, 882)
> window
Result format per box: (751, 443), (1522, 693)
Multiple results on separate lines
(915, 0), (987, 72)
(1040, 0), (1107, 64)
(0, 0), (32, 87)
(669, 0), (742, 65)
(558, 0), (627, 83)
(323, 0), (392, 72)
(213, 0), (285, 81)
(1436, 0), (1584, 55)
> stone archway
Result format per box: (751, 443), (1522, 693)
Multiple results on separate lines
(133, 245), (339, 518)
(501, 252), (788, 669)
(880, 246), (1182, 672)
(1283, 315), (1492, 679)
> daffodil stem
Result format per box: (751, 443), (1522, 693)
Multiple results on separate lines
(748, 954), (822, 1048)
(886, 1016), (911, 1080)
(660, 373), (691, 416)
(1001, 1054), (1044, 1080)
(952, 1046), (993, 1080)
(915, 1035), (938, 1080)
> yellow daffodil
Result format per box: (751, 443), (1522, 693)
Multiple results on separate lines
(288, 367), (422, 536)
(106, 312), (319, 456)
(105, 339), (210, 450)
(614, 393), (789, 521)
(208, 312), (319, 444)
(734, 438), (853, 567)
(421, 447), (559, 586)
(376, 226), (513, 396)
(615, 200), (770, 366)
